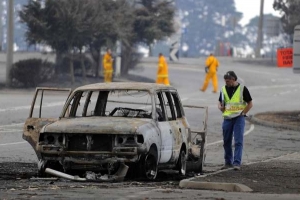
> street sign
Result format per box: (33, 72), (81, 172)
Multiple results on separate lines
(277, 48), (293, 67)
(293, 25), (300, 73)
(266, 18), (280, 37)
(169, 41), (179, 61)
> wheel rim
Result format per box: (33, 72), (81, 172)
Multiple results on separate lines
(144, 154), (157, 180)
(180, 151), (186, 175)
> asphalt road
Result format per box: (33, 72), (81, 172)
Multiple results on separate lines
(1, 55), (300, 199)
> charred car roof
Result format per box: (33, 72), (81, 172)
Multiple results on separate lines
(73, 82), (176, 92)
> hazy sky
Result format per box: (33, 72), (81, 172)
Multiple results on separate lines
(235, 0), (282, 26)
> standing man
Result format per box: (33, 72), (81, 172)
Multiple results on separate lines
(102, 48), (113, 83)
(218, 71), (253, 170)
(156, 53), (170, 86)
(200, 53), (219, 93)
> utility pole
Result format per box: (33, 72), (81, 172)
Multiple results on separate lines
(6, 0), (14, 87)
(0, 0), (3, 51)
(255, 0), (264, 58)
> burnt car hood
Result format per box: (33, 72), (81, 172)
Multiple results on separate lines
(42, 117), (152, 134)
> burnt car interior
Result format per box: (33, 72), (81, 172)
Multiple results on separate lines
(62, 89), (185, 123)
(64, 90), (153, 119)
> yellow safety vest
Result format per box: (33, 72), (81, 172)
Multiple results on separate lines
(221, 85), (247, 119)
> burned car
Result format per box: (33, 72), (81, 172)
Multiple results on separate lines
(23, 83), (207, 181)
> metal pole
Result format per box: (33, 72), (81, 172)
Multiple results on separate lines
(271, 38), (274, 64)
(115, 40), (121, 77)
(255, 0), (264, 58)
(0, 0), (3, 51)
(6, 0), (14, 87)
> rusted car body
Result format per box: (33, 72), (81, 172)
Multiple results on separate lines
(23, 82), (207, 180)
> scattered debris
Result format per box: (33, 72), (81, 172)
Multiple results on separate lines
(45, 163), (129, 182)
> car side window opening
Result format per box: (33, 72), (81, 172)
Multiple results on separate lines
(155, 92), (167, 121)
(171, 92), (183, 118)
(162, 92), (176, 121)
(66, 91), (94, 117)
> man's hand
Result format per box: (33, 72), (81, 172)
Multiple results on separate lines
(240, 112), (248, 117)
(205, 67), (209, 73)
(218, 105), (225, 113)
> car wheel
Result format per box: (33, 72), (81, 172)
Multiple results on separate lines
(140, 153), (158, 180)
(37, 159), (47, 177)
(38, 160), (63, 177)
(178, 150), (187, 176)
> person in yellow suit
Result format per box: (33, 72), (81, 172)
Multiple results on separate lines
(156, 53), (170, 85)
(102, 48), (113, 83)
(200, 53), (219, 93)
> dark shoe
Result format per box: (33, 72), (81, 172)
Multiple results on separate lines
(200, 89), (205, 92)
(221, 164), (233, 170)
(233, 165), (241, 171)
(212, 91), (218, 93)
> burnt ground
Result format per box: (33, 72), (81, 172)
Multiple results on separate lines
(253, 111), (300, 131)
(1, 159), (300, 194)
(198, 160), (300, 194)
(194, 111), (300, 194)
(1, 109), (300, 195)
(0, 162), (185, 191)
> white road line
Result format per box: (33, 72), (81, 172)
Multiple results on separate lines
(0, 102), (65, 112)
(0, 123), (23, 128)
(0, 129), (21, 133)
(242, 69), (278, 76)
(181, 98), (189, 102)
(245, 152), (299, 165)
(188, 152), (299, 180)
(206, 124), (255, 147)
(0, 141), (26, 146)
(249, 84), (300, 90)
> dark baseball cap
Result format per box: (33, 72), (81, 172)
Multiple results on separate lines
(224, 71), (237, 80)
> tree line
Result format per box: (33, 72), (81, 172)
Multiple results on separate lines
(273, 0), (300, 40)
(19, 0), (175, 83)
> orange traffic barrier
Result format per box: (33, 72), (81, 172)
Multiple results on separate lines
(277, 48), (293, 68)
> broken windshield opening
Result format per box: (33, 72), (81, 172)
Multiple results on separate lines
(64, 89), (153, 119)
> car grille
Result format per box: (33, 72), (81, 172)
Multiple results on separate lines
(67, 134), (113, 151)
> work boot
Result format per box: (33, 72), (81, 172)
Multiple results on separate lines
(220, 164), (233, 170)
(233, 165), (241, 171)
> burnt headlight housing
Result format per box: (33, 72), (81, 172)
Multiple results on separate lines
(39, 133), (64, 145)
(115, 135), (144, 146)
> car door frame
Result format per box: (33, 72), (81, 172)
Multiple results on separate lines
(162, 90), (186, 163)
(23, 87), (72, 159)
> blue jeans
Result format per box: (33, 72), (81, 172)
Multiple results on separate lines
(222, 115), (245, 166)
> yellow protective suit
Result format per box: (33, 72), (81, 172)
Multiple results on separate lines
(102, 52), (113, 83)
(200, 55), (219, 92)
(156, 55), (170, 85)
